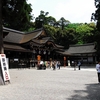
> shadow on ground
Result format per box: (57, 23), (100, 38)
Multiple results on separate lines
(67, 83), (100, 100)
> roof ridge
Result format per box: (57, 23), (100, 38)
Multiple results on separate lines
(3, 27), (25, 34)
(25, 28), (43, 34)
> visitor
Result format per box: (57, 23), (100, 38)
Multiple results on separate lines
(96, 60), (100, 83)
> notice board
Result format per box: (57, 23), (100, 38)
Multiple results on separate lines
(0, 54), (10, 82)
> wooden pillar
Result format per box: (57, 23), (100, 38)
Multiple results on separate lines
(64, 56), (66, 67)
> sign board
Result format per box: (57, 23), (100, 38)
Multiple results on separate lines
(0, 54), (10, 82)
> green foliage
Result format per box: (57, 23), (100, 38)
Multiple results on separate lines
(43, 20), (96, 49)
(75, 23), (94, 44)
(91, 0), (100, 56)
(2, 0), (33, 31)
(76, 24), (93, 34)
(46, 16), (56, 26)
(56, 17), (70, 30)
(34, 10), (57, 29)
(67, 23), (80, 29)
(91, 1), (100, 31)
(35, 10), (49, 29)
(43, 25), (57, 38)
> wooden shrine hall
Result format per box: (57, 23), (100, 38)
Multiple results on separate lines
(3, 27), (64, 68)
(2, 27), (97, 68)
(59, 43), (97, 66)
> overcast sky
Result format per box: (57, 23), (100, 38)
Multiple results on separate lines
(27, 0), (96, 23)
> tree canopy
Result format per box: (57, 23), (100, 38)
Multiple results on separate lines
(91, 0), (100, 56)
(2, 0), (33, 31)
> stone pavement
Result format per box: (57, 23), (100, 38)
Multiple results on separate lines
(0, 67), (100, 100)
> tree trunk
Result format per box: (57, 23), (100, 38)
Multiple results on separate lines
(0, 0), (4, 85)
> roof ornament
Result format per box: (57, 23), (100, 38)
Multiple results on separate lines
(39, 50), (41, 54)
(43, 50), (46, 55)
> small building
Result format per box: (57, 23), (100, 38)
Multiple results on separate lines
(61, 43), (97, 66)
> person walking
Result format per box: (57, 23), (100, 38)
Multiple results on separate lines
(96, 60), (100, 83)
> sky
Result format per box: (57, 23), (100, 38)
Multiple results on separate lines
(27, 0), (96, 23)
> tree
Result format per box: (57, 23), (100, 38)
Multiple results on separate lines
(2, 0), (33, 31)
(0, 0), (3, 54)
(91, 0), (100, 31)
(35, 10), (49, 29)
(43, 25), (57, 38)
(91, 0), (100, 57)
(46, 16), (56, 26)
(0, 0), (5, 85)
(76, 23), (95, 44)
(57, 17), (70, 30)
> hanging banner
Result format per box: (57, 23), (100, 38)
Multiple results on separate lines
(0, 54), (10, 82)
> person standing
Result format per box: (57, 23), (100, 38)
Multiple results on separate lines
(96, 61), (100, 83)
(52, 61), (56, 70)
(57, 61), (61, 69)
(78, 61), (81, 70)
(50, 61), (53, 69)
(74, 61), (77, 71)
(55, 61), (58, 69)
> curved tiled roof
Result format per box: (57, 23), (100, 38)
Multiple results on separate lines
(3, 27), (43, 44)
(3, 27), (64, 52)
(63, 43), (96, 55)
(20, 31), (42, 43)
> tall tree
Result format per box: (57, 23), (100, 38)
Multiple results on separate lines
(55, 28), (76, 49)
(2, 0), (33, 31)
(91, 0), (100, 57)
(57, 17), (70, 30)
(35, 10), (49, 29)
(46, 16), (56, 26)
(0, 0), (3, 54)
(0, 0), (4, 85)
(91, 0), (100, 31)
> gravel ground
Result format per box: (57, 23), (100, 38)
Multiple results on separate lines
(0, 67), (100, 100)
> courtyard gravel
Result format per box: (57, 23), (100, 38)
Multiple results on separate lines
(0, 67), (100, 100)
